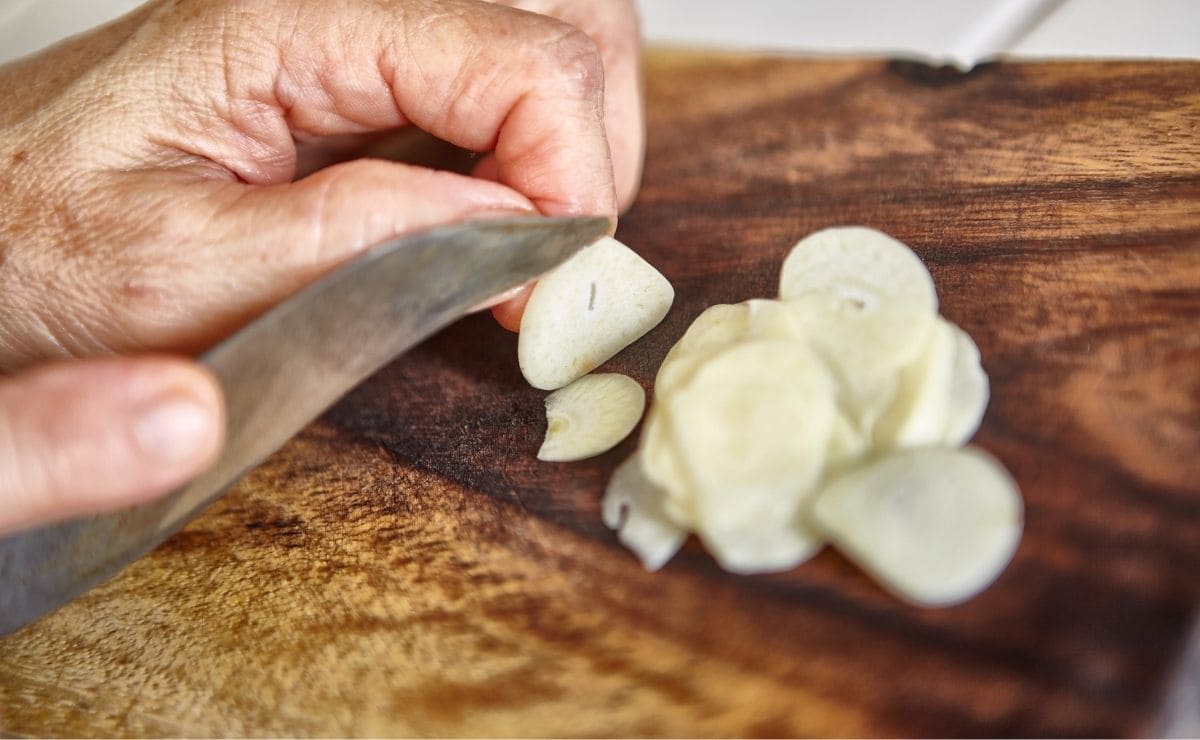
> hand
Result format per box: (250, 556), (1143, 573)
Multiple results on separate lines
(0, 0), (644, 534)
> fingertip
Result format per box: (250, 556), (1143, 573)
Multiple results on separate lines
(471, 153), (501, 183)
(491, 285), (533, 333)
(130, 360), (225, 491)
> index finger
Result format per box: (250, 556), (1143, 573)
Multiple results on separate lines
(491, 0), (645, 211)
(206, 0), (619, 217)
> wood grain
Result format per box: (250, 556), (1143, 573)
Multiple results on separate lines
(2, 53), (1199, 737)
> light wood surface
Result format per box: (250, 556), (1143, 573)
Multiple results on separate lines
(2, 52), (1199, 737)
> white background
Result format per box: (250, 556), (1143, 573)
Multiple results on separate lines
(1, 0), (1198, 68)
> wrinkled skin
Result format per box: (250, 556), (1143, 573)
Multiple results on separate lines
(0, 0), (643, 534)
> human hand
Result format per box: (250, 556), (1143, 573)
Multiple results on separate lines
(0, 0), (643, 534)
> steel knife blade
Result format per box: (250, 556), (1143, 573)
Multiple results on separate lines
(0, 214), (611, 635)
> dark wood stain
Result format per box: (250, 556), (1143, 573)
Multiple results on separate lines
(1, 53), (1198, 737)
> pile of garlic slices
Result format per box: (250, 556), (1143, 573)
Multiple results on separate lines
(599, 226), (1024, 608)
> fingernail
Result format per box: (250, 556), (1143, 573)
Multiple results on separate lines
(133, 394), (218, 464)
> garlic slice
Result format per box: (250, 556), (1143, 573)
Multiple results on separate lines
(655, 299), (808, 397)
(780, 227), (939, 419)
(779, 226), (937, 319)
(520, 237), (674, 390)
(809, 446), (1023, 607)
(666, 338), (836, 534)
(602, 453), (688, 571)
(699, 522), (824, 575)
(943, 323), (990, 446)
(874, 317), (958, 449)
(538, 373), (646, 462)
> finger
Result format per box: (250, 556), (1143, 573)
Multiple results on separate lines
(491, 284), (534, 332)
(102, 160), (536, 353)
(0, 357), (224, 536)
(177, 0), (618, 217)
(215, 159), (537, 274)
(474, 0), (644, 329)
(489, 0), (646, 211)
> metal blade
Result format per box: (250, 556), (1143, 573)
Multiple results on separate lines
(0, 215), (611, 635)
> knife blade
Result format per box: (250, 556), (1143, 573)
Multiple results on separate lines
(0, 214), (611, 635)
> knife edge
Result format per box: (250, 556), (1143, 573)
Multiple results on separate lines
(0, 214), (611, 635)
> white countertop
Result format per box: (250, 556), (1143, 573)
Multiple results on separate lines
(641, 0), (1200, 68)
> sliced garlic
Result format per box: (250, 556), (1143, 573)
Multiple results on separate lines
(943, 323), (990, 446)
(598, 226), (1014, 604)
(779, 226), (937, 318)
(874, 317), (958, 450)
(666, 338), (837, 534)
(655, 303), (750, 397)
(809, 446), (1023, 607)
(780, 227), (938, 417)
(520, 237), (674, 390)
(827, 410), (871, 470)
(537, 373), (646, 462)
(699, 522), (824, 575)
(602, 453), (688, 571)
(655, 299), (808, 397)
(638, 405), (695, 517)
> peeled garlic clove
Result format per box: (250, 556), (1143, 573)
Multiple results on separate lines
(520, 237), (674, 390)
(874, 317), (958, 450)
(944, 323), (990, 446)
(810, 446), (1023, 607)
(537, 373), (646, 462)
(666, 338), (837, 533)
(602, 453), (688, 571)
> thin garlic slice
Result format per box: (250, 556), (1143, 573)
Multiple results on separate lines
(944, 323), (990, 446)
(874, 317), (958, 449)
(602, 453), (688, 571)
(638, 405), (697, 520)
(655, 303), (751, 396)
(780, 227), (939, 420)
(809, 446), (1023, 607)
(779, 226), (937, 317)
(666, 338), (836, 533)
(827, 410), (871, 470)
(655, 299), (808, 397)
(699, 522), (824, 575)
(537, 373), (645, 462)
(520, 237), (674, 390)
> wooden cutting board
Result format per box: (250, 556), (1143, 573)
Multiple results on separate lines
(2, 52), (1198, 737)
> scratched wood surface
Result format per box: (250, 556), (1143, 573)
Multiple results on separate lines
(2, 53), (1199, 737)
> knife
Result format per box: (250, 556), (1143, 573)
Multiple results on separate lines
(0, 214), (611, 635)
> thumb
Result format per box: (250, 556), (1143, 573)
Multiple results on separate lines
(0, 357), (224, 536)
